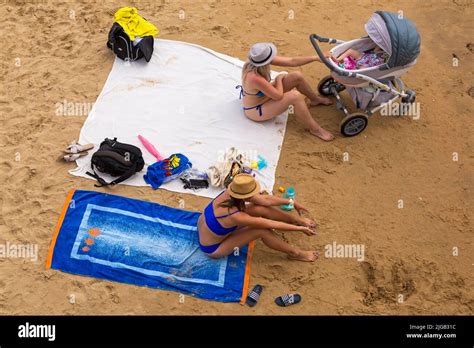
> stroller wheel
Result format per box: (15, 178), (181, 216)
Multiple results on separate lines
(340, 113), (368, 137)
(400, 89), (416, 116)
(317, 75), (345, 96)
(401, 89), (416, 104)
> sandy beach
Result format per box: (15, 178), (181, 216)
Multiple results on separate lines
(0, 0), (472, 315)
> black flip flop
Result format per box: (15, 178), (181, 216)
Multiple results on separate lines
(246, 284), (263, 307)
(275, 293), (301, 307)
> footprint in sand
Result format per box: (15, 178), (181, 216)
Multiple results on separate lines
(0, 198), (5, 225)
(211, 25), (230, 37)
(390, 262), (416, 297)
(105, 285), (120, 304)
(164, 25), (181, 34)
(356, 259), (417, 306)
(6, 167), (33, 186)
(0, 161), (13, 174)
(468, 87), (474, 98)
(71, 280), (85, 290)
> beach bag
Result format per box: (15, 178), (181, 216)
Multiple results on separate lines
(207, 147), (245, 188)
(223, 161), (243, 188)
(144, 154), (192, 189)
(106, 22), (154, 62)
(86, 138), (145, 187)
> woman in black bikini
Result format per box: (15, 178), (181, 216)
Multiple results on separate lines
(237, 42), (334, 141)
(197, 174), (319, 262)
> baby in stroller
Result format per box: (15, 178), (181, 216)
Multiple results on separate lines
(333, 45), (388, 70)
(309, 11), (420, 137)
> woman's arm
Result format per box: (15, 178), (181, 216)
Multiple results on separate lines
(249, 194), (310, 216)
(249, 194), (292, 207)
(232, 213), (306, 232)
(252, 73), (285, 100)
(272, 55), (321, 67)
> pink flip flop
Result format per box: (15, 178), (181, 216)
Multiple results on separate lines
(58, 151), (89, 162)
(64, 140), (94, 154)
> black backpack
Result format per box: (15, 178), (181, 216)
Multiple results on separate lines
(86, 138), (145, 187)
(106, 22), (154, 62)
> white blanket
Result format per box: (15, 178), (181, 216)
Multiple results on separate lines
(71, 39), (288, 198)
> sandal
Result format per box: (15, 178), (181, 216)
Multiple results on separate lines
(246, 284), (263, 307)
(275, 293), (301, 307)
(64, 140), (94, 154)
(58, 151), (89, 162)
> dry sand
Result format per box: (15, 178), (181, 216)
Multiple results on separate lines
(0, 0), (472, 315)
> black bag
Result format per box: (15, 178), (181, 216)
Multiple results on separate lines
(106, 22), (154, 62)
(86, 138), (145, 187)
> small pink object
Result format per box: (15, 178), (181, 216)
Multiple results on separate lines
(343, 56), (357, 70)
(138, 135), (164, 161)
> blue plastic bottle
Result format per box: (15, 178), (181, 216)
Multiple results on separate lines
(281, 187), (296, 211)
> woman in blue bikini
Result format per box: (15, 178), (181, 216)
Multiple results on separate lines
(197, 174), (318, 262)
(237, 42), (334, 141)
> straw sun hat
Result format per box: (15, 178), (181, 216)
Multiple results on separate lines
(228, 174), (261, 199)
(248, 42), (277, 67)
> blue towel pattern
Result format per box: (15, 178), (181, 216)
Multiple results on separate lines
(48, 190), (252, 302)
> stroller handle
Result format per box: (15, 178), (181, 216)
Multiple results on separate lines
(310, 34), (353, 77)
(311, 33), (339, 44)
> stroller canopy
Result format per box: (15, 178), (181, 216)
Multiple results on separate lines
(365, 11), (421, 68)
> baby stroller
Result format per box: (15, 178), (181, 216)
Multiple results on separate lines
(310, 11), (421, 136)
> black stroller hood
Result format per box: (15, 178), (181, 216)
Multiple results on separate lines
(367, 11), (421, 68)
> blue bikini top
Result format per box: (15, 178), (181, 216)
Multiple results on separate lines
(204, 192), (240, 236)
(236, 85), (266, 99)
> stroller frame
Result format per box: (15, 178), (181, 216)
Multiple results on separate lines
(310, 34), (416, 137)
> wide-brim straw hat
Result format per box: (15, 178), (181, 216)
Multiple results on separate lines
(248, 42), (277, 67)
(228, 174), (261, 199)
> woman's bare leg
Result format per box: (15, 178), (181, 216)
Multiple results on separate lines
(246, 204), (296, 224)
(281, 71), (332, 106)
(210, 227), (318, 262)
(248, 90), (334, 140)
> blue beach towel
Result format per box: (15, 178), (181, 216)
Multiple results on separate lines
(46, 190), (253, 303)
